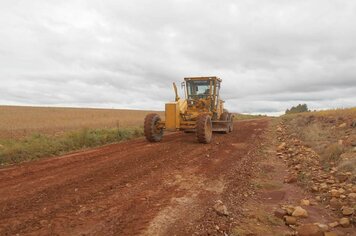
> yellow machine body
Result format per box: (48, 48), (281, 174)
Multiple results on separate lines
(163, 76), (230, 132)
(165, 99), (187, 131)
(144, 76), (233, 144)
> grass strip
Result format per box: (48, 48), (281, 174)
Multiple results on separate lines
(0, 127), (143, 166)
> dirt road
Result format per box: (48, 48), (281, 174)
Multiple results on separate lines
(0, 119), (269, 235)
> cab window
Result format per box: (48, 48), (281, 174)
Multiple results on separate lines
(186, 80), (210, 99)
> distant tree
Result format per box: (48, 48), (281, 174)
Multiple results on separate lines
(285, 104), (310, 114)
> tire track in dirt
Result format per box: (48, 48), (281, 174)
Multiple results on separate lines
(0, 118), (269, 235)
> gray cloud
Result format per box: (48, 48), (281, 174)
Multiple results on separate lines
(0, 0), (356, 114)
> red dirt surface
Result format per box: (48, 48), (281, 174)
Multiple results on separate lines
(0, 119), (269, 235)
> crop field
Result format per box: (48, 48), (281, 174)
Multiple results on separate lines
(0, 106), (164, 139)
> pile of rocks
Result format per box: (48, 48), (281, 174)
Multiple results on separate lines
(274, 204), (336, 235)
(274, 205), (308, 226)
(276, 121), (355, 231)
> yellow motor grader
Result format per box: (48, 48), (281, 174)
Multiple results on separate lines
(144, 76), (234, 143)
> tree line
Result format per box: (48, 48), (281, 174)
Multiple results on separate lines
(285, 104), (310, 114)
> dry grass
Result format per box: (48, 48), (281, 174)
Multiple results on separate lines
(338, 159), (356, 173)
(283, 107), (356, 121)
(308, 107), (356, 117)
(283, 107), (356, 172)
(234, 113), (267, 120)
(0, 105), (163, 139)
(321, 143), (344, 164)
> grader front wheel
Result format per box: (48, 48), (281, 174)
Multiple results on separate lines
(144, 113), (163, 142)
(196, 114), (212, 144)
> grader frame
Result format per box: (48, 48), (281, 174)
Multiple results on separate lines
(144, 76), (234, 144)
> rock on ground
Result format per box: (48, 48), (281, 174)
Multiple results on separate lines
(296, 224), (323, 236)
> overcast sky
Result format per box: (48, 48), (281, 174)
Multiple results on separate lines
(0, 0), (355, 114)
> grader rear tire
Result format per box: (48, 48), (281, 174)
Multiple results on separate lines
(144, 113), (163, 142)
(196, 114), (212, 144)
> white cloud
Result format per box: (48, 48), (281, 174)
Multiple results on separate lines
(0, 0), (355, 114)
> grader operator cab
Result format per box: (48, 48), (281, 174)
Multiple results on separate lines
(144, 76), (234, 144)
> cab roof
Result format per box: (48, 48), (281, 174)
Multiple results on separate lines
(184, 76), (222, 82)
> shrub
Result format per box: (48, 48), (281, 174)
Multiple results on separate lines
(337, 159), (356, 173)
(320, 143), (344, 168)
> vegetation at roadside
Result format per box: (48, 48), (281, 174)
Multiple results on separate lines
(234, 113), (267, 120)
(303, 107), (356, 117)
(0, 127), (143, 166)
(282, 107), (356, 176)
(284, 106), (356, 118)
